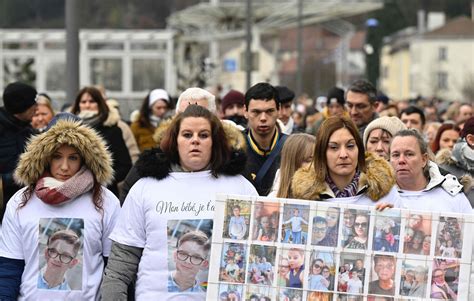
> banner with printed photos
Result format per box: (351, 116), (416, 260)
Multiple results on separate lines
(207, 194), (474, 301)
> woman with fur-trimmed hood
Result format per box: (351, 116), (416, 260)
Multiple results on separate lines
(291, 116), (400, 207)
(101, 105), (257, 300)
(0, 114), (120, 300)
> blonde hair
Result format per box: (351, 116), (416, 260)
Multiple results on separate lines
(277, 133), (315, 198)
(36, 94), (56, 116)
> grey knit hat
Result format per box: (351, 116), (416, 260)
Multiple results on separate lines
(363, 116), (407, 147)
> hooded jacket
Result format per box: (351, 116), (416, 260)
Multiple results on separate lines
(436, 142), (474, 206)
(291, 152), (396, 203)
(119, 118), (248, 202)
(1, 119), (120, 300)
(14, 119), (114, 186)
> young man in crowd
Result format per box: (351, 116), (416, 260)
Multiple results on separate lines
(243, 82), (287, 196)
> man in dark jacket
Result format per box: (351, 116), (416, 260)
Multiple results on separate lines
(243, 82), (287, 196)
(0, 82), (38, 221)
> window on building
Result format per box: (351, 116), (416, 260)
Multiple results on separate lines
(438, 47), (447, 61)
(437, 72), (448, 90)
(90, 58), (122, 91)
(132, 58), (165, 92)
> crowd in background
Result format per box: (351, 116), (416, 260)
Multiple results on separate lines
(0, 78), (472, 299)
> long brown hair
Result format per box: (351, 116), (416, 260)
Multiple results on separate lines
(160, 104), (231, 177)
(71, 86), (109, 124)
(431, 122), (460, 154)
(313, 116), (366, 183)
(277, 133), (315, 198)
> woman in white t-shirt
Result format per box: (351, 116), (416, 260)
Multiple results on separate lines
(0, 114), (120, 300)
(101, 105), (258, 300)
(389, 129), (472, 214)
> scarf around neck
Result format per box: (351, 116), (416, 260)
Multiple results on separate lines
(78, 110), (103, 127)
(327, 170), (361, 198)
(35, 166), (94, 206)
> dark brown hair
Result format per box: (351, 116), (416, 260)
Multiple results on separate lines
(313, 116), (366, 183)
(160, 104), (231, 177)
(138, 91), (170, 128)
(71, 86), (109, 124)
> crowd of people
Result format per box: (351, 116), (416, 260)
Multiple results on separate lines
(0, 78), (472, 300)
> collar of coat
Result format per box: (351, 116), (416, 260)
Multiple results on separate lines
(291, 152), (395, 201)
(134, 117), (248, 180)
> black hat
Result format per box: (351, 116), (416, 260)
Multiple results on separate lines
(275, 86), (295, 104)
(3, 82), (37, 114)
(327, 87), (345, 106)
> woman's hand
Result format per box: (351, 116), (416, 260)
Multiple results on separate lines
(375, 202), (394, 211)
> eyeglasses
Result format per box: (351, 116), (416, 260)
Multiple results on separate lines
(313, 265), (321, 269)
(176, 250), (206, 265)
(47, 248), (75, 264)
(314, 227), (327, 233)
(354, 222), (368, 229)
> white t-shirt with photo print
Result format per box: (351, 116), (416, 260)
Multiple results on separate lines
(0, 187), (120, 300)
(110, 171), (257, 300)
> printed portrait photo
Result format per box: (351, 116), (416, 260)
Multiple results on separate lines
(224, 199), (251, 240)
(246, 284), (274, 301)
(343, 209), (370, 250)
(435, 216), (463, 258)
(372, 209), (401, 253)
(403, 212), (432, 255)
(218, 283), (243, 301)
(281, 204), (310, 245)
(279, 247), (305, 289)
(247, 245), (277, 286)
(38, 218), (84, 291)
(219, 242), (246, 283)
(308, 250), (336, 292)
(399, 259), (429, 299)
(306, 291), (333, 301)
(337, 253), (366, 295)
(278, 288), (302, 301)
(311, 206), (340, 247)
(430, 258), (460, 300)
(251, 201), (280, 242)
(167, 219), (213, 294)
(368, 254), (396, 297)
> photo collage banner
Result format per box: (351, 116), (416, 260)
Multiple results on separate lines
(207, 194), (474, 301)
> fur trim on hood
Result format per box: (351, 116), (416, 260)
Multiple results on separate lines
(134, 116), (248, 180)
(291, 152), (395, 201)
(14, 119), (114, 186)
(103, 101), (121, 127)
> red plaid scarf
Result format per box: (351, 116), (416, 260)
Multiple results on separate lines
(35, 167), (94, 205)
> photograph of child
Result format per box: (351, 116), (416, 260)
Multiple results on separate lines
(311, 207), (339, 247)
(278, 288), (303, 301)
(252, 201), (279, 242)
(431, 258), (460, 299)
(246, 284), (274, 300)
(337, 253), (366, 294)
(167, 219), (213, 293)
(38, 218), (84, 291)
(403, 213), (432, 255)
(435, 216), (463, 258)
(247, 245), (277, 286)
(372, 210), (401, 253)
(281, 204), (309, 244)
(306, 291), (333, 301)
(219, 243), (246, 283)
(399, 259), (429, 298)
(218, 284), (243, 301)
(308, 251), (335, 292)
(368, 255), (396, 296)
(343, 210), (370, 250)
(280, 247), (305, 289)
(341, 209), (357, 247)
(224, 200), (251, 240)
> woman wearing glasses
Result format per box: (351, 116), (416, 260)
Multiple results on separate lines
(344, 211), (370, 249)
(0, 114), (120, 299)
(291, 116), (401, 208)
(101, 105), (257, 300)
